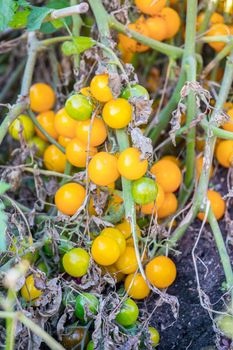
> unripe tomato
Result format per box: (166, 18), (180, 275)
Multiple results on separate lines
(197, 189), (225, 221)
(115, 246), (138, 274)
(21, 274), (43, 301)
(206, 24), (230, 52)
(103, 98), (132, 129)
(216, 140), (233, 167)
(124, 273), (150, 299)
(91, 236), (120, 266)
(117, 148), (148, 180)
(161, 155), (181, 167)
(216, 315), (233, 340)
(196, 156), (214, 180)
(54, 108), (77, 138)
(28, 136), (48, 157)
(145, 16), (167, 41)
(149, 326), (160, 347)
(100, 227), (126, 255)
(35, 111), (58, 141)
(9, 114), (34, 141)
(157, 192), (178, 219)
(62, 248), (89, 277)
(86, 340), (94, 350)
(90, 74), (113, 102)
(146, 256), (177, 288)
(43, 145), (66, 173)
(160, 7), (181, 39)
(151, 159), (182, 193)
(141, 183), (165, 214)
(61, 326), (87, 349)
(118, 18), (149, 53)
(75, 117), (107, 147)
(75, 292), (99, 321)
(135, 0), (166, 15)
(121, 84), (149, 100)
(30, 83), (56, 113)
(223, 108), (233, 132)
(66, 138), (97, 168)
(132, 177), (158, 205)
(116, 220), (141, 246)
(88, 152), (120, 186)
(115, 298), (139, 326)
(58, 135), (72, 148)
(55, 183), (85, 216)
(65, 94), (93, 121)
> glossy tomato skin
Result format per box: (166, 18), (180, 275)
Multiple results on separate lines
(115, 298), (139, 327)
(124, 273), (150, 299)
(55, 183), (86, 216)
(58, 135), (72, 148)
(88, 152), (120, 186)
(9, 114), (34, 141)
(62, 248), (90, 277)
(30, 83), (56, 113)
(216, 140), (233, 167)
(43, 145), (66, 173)
(197, 190), (225, 221)
(65, 94), (93, 121)
(117, 148), (148, 180)
(132, 177), (158, 205)
(121, 84), (149, 100)
(118, 20), (149, 53)
(100, 227), (126, 255)
(54, 108), (77, 138)
(160, 7), (181, 39)
(35, 111), (58, 141)
(103, 98), (132, 129)
(21, 274), (43, 301)
(149, 326), (160, 346)
(75, 293), (99, 321)
(115, 246), (138, 274)
(90, 74), (113, 102)
(86, 340), (94, 350)
(75, 118), (107, 147)
(145, 16), (167, 41)
(150, 159), (182, 193)
(61, 326), (88, 349)
(146, 256), (177, 289)
(91, 236), (120, 266)
(135, 0), (166, 15)
(66, 138), (97, 168)
(157, 192), (178, 219)
(28, 136), (48, 157)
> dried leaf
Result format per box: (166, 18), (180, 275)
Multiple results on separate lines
(130, 127), (153, 161)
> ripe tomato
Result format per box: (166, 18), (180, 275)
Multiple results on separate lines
(91, 235), (120, 266)
(151, 159), (182, 193)
(146, 256), (177, 288)
(223, 107), (233, 132)
(103, 98), (132, 129)
(55, 182), (86, 215)
(43, 145), (66, 173)
(161, 155), (181, 167)
(61, 326), (87, 349)
(197, 189), (225, 221)
(132, 177), (158, 205)
(30, 83), (56, 113)
(216, 140), (233, 167)
(124, 273), (150, 299)
(58, 135), (72, 148)
(90, 74), (113, 102)
(118, 19), (150, 53)
(75, 117), (107, 147)
(197, 12), (224, 29)
(117, 148), (148, 180)
(149, 326), (160, 347)
(116, 220), (141, 246)
(115, 298), (139, 326)
(35, 111), (58, 141)
(75, 292), (99, 321)
(65, 94), (93, 121)
(157, 192), (178, 219)
(160, 7), (181, 39)
(101, 264), (125, 283)
(145, 16), (167, 41)
(80, 86), (91, 97)
(62, 248), (89, 277)
(54, 108), (78, 138)
(196, 156), (214, 180)
(88, 152), (120, 186)
(28, 136), (48, 156)
(9, 114), (34, 141)
(115, 246), (138, 274)
(21, 274), (43, 301)
(135, 0), (166, 15)
(141, 183), (165, 214)
(100, 227), (126, 255)
(206, 24), (230, 52)
(121, 84), (149, 100)
(66, 138), (97, 168)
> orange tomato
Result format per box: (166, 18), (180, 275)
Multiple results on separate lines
(145, 16), (167, 41)
(91, 236), (120, 266)
(103, 98), (132, 129)
(117, 147), (148, 180)
(100, 227), (126, 255)
(58, 135), (73, 148)
(30, 83), (55, 113)
(135, 0), (166, 15)
(118, 18), (150, 53)
(88, 152), (120, 186)
(35, 111), (58, 141)
(75, 118), (107, 147)
(157, 192), (178, 219)
(90, 74), (113, 102)
(151, 159), (182, 192)
(43, 145), (66, 173)
(54, 108), (77, 138)
(222, 108), (233, 132)
(197, 189), (225, 221)
(161, 155), (181, 167)
(66, 138), (97, 168)
(206, 24), (230, 52)
(115, 246), (138, 274)
(116, 219), (141, 246)
(124, 273), (150, 299)
(146, 256), (176, 289)
(55, 182), (86, 216)
(216, 140), (233, 167)
(160, 7), (181, 39)
(197, 12), (224, 29)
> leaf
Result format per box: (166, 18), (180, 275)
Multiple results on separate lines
(27, 6), (52, 31)
(74, 36), (96, 53)
(0, 182), (11, 195)
(46, 0), (69, 9)
(0, 0), (15, 31)
(17, 0), (30, 6)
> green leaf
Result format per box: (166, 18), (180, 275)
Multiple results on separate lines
(27, 6), (52, 31)
(0, 182), (10, 195)
(17, 0), (30, 7)
(8, 9), (30, 29)
(46, 0), (69, 9)
(0, 0), (15, 31)
(74, 37), (96, 53)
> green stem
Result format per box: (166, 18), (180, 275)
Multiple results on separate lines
(70, 0), (82, 69)
(5, 290), (16, 350)
(201, 119), (233, 139)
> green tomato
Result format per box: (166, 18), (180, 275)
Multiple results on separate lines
(43, 238), (53, 257)
(9, 10), (30, 29)
(65, 94), (93, 121)
(28, 136), (48, 157)
(62, 248), (90, 277)
(9, 114), (34, 141)
(132, 177), (158, 205)
(86, 340), (94, 350)
(149, 326), (160, 347)
(115, 298), (139, 327)
(121, 84), (149, 100)
(75, 293), (99, 321)
(217, 315), (233, 339)
(37, 261), (49, 275)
